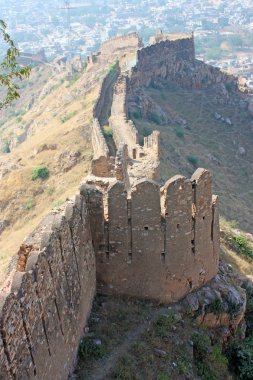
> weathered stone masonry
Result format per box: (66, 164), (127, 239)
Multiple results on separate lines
(85, 168), (219, 304)
(0, 194), (96, 380)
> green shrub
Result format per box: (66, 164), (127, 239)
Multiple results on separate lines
(187, 155), (198, 167)
(108, 61), (119, 73)
(155, 313), (175, 338)
(113, 355), (135, 380)
(103, 126), (113, 138)
(192, 333), (211, 359)
(208, 298), (225, 315)
(157, 373), (170, 380)
(228, 336), (253, 379)
(44, 186), (54, 196)
(196, 361), (217, 380)
(32, 166), (49, 180)
(52, 200), (63, 208)
(232, 234), (253, 260)
(60, 110), (78, 123)
(227, 299), (241, 317)
(225, 82), (234, 93)
(160, 91), (166, 100)
(16, 116), (23, 123)
(25, 198), (35, 210)
(175, 126), (184, 138)
(148, 112), (161, 125)
(1, 142), (10, 154)
(132, 110), (141, 119)
(142, 126), (151, 137)
(79, 338), (107, 361)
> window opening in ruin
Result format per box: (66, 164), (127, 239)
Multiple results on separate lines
(133, 148), (137, 159)
(144, 226), (149, 231)
(179, 185), (183, 190)
(203, 216), (205, 220)
(177, 223), (180, 231)
(161, 251), (166, 263)
(187, 279), (193, 289)
(106, 251), (110, 262)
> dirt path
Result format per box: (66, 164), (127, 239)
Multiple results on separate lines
(88, 306), (169, 380)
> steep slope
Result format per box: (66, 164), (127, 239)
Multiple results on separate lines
(132, 83), (253, 233)
(0, 61), (110, 285)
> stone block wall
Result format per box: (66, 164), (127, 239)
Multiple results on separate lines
(129, 37), (238, 92)
(91, 66), (120, 177)
(91, 118), (110, 177)
(109, 75), (140, 158)
(100, 32), (143, 56)
(144, 130), (160, 160)
(115, 143), (130, 189)
(0, 194), (96, 380)
(85, 168), (220, 303)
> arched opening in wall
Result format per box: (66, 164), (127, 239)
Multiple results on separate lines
(132, 148), (137, 159)
(176, 223), (180, 231)
(144, 226), (149, 231)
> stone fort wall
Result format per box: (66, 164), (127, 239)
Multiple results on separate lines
(0, 193), (96, 380)
(0, 32), (221, 379)
(91, 67), (120, 177)
(129, 36), (238, 92)
(85, 168), (219, 303)
(109, 75), (140, 157)
(100, 32), (143, 56)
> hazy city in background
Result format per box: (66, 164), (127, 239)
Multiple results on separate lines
(1, 0), (253, 86)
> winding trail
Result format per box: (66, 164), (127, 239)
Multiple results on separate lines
(88, 306), (169, 380)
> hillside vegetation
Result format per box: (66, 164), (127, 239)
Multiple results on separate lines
(0, 61), (109, 286)
(133, 82), (253, 233)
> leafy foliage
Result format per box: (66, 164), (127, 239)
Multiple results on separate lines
(187, 154), (198, 167)
(208, 297), (225, 316)
(175, 126), (184, 138)
(154, 313), (175, 338)
(228, 337), (253, 379)
(79, 338), (107, 361)
(0, 20), (31, 109)
(32, 166), (49, 180)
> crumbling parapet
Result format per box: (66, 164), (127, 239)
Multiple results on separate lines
(115, 143), (130, 189)
(143, 130), (160, 160)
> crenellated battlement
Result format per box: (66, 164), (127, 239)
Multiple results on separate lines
(83, 168), (219, 303)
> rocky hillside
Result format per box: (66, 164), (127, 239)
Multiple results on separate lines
(0, 60), (111, 285)
(130, 81), (253, 234)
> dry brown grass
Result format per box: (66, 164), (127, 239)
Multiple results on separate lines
(0, 61), (108, 286)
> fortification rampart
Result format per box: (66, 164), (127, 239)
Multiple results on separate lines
(129, 37), (238, 92)
(100, 32), (143, 56)
(84, 168), (219, 303)
(0, 33), (222, 379)
(91, 66), (121, 177)
(0, 194), (96, 380)
(109, 75), (139, 158)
